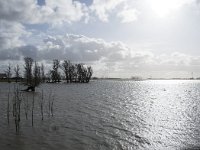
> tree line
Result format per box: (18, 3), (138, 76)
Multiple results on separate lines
(3, 57), (93, 86)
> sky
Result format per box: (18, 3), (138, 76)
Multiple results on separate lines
(1, 0), (200, 78)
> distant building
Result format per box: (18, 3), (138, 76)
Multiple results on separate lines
(0, 73), (7, 79)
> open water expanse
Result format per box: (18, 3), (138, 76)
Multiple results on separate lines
(1, 80), (200, 150)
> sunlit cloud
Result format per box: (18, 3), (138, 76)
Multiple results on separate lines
(0, 21), (31, 49)
(0, 0), (89, 24)
(0, 0), (200, 78)
(1, 34), (200, 78)
(149, 0), (194, 17)
(90, 0), (126, 22)
(117, 8), (139, 23)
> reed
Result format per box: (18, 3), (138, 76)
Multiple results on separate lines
(48, 90), (52, 117)
(31, 93), (35, 127)
(5, 84), (56, 133)
(7, 84), (10, 124)
(13, 86), (21, 133)
(24, 93), (29, 120)
(47, 90), (55, 117)
(40, 89), (44, 120)
(51, 95), (55, 117)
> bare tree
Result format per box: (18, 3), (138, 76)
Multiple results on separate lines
(75, 64), (93, 83)
(41, 63), (45, 83)
(86, 66), (93, 83)
(14, 64), (20, 82)
(24, 57), (33, 85)
(46, 70), (51, 82)
(69, 64), (75, 82)
(23, 58), (93, 84)
(23, 57), (42, 92)
(61, 60), (93, 83)
(61, 60), (71, 83)
(5, 64), (12, 83)
(77, 63), (83, 82)
(51, 59), (60, 82)
(33, 61), (41, 87)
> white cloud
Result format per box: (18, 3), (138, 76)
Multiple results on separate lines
(1, 1), (200, 78)
(0, 0), (89, 24)
(39, 34), (128, 62)
(117, 8), (139, 23)
(0, 0), (198, 25)
(43, 0), (89, 24)
(149, 0), (195, 17)
(1, 33), (200, 78)
(90, 0), (126, 22)
(30, 34), (200, 77)
(0, 21), (31, 49)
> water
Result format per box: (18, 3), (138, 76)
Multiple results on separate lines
(1, 80), (200, 150)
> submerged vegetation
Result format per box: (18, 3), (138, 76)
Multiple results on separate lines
(5, 84), (56, 133)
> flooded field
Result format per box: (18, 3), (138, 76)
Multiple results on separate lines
(1, 80), (200, 150)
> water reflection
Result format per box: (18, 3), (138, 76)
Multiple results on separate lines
(1, 80), (200, 149)
(143, 80), (200, 149)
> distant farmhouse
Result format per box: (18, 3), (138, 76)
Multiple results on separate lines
(0, 73), (7, 79)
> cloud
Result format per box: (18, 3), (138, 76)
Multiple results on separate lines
(117, 8), (139, 23)
(90, 0), (126, 22)
(0, 0), (89, 24)
(0, 33), (200, 78)
(197, 0), (200, 4)
(0, 45), (38, 61)
(43, 0), (89, 24)
(1, 1), (200, 78)
(0, 0), (33, 22)
(39, 34), (128, 62)
(149, 0), (195, 17)
(0, 0), (137, 25)
(0, 21), (31, 49)
(0, 0), (198, 25)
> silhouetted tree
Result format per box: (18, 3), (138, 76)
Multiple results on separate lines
(77, 63), (83, 82)
(60, 60), (93, 83)
(51, 59), (61, 82)
(33, 61), (41, 87)
(14, 64), (20, 82)
(23, 57), (42, 91)
(76, 63), (91, 83)
(24, 57), (33, 85)
(5, 64), (12, 83)
(86, 66), (93, 83)
(69, 64), (75, 82)
(61, 60), (71, 83)
(46, 71), (51, 83)
(23, 57), (92, 85)
(41, 63), (45, 82)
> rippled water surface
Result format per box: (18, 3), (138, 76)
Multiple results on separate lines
(1, 80), (200, 150)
